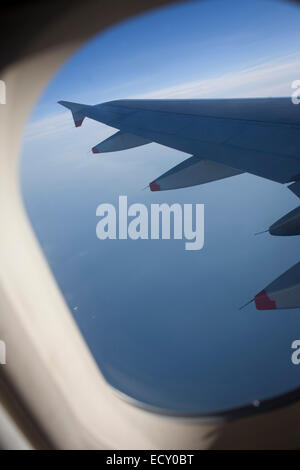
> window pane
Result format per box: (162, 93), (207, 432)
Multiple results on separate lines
(21, 0), (300, 415)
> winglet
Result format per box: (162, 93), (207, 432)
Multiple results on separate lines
(149, 181), (161, 192)
(254, 290), (276, 310)
(92, 146), (100, 154)
(58, 100), (89, 128)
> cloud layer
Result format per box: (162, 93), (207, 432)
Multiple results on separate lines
(25, 51), (300, 142)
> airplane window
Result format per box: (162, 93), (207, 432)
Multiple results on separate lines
(20, 0), (300, 416)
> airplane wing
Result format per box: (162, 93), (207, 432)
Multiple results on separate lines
(148, 156), (243, 192)
(59, 98), (300, 187)
(252, 262), (300, 310)
(58, 98), (300, 310)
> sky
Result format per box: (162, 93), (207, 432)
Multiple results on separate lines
(21, 0), (300, 414)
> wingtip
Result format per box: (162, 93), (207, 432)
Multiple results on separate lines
(57, 100), (68, 107)
(75, 119), (84, 128)
(92, 146), (100, 154)
(149, 181), (161, 192)
(254, 290), (276, 310)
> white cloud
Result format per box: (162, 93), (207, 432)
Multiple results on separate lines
(24, 111), (72, 142)
(133, 52), (300, 99)
(24, 51), (300, 142)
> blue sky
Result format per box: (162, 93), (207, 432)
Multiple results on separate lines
(28, 0), (300, 123)
(21, 0), (300, 414)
